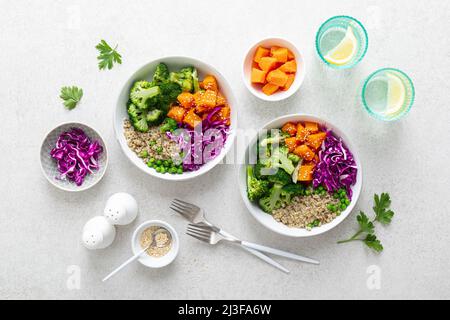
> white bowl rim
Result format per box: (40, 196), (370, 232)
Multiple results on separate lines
(114, 55), (237, 182)
(131, 219), (180, 268)
(238, 113), (363, 237)
(39, 121), (109, 192)
(242, 37), (306, 102)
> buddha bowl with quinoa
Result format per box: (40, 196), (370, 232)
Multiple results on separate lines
(114, 57), (237, 181)
(239, 114), (362, 237)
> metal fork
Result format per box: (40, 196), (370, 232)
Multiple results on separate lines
(187, 224), (319, 265)
(170, 198), (289, 273)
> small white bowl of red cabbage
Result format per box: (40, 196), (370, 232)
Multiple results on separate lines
(239, 114), (362, 237)
(40, 122), (108, 192)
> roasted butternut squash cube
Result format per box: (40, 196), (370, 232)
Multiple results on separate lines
(216, 91), (227, 106)
(293, 144), (315, 161)
(177, 92), (195, 109)
(258, 57), (278, 72)
(285, 137), (298, 152)
(298, 164), (315, 182)
(281, 74), (295, 91)
(279, 60), (297, 73)
(251, 68), (267, 84)
(281, 122), (297, 136)
(167, 106), (186, 123)
(296, 123), (309, 142)
(306, 132), (327, 150)
(254, 46), (270, 63)
(183, 108), (202, 128)
(267, 69), (289, 87)
(304, 121), (319, 133)
(203, 75), (218, 92)
(270, 47), (288, 63)
(261, 83), (279, 95)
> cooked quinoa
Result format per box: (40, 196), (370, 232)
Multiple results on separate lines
(272, 192), (340, 229)
(123, 120), (180, 163)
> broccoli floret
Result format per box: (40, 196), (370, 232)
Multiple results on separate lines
(130, 81), (161, 109)
(247, 166), (270, 202)
(153, 63), (169, 84)
(266, 168), (292, 186)
(259, 130), (289, 147)
(258, 183), (284, 213)
(272, 147), (295, 175)
(133, 117), (149, 133)
(160, 117), (178, 133)
(169, 67), (197, 92)
(288, 153), (301, 164)
(127, 102), (149, 132)
(146, 109), (163, 125)
(159, 82), (182, 111)
(281, 183), (305, 204)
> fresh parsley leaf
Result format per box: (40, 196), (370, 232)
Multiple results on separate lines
(96, 40), (122, 70)
(60, 86), (83, 110)
(357, 211), (375, 234)
(373, 193), (394, 225)
(364, 234), (383, 252)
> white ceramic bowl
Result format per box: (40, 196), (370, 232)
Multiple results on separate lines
(238, 114), (362, 237)
(114, 56), (237, 181)
(243, 38), (306, 102)
(131, 220), (179, 268)
(40, 122), (108, 192)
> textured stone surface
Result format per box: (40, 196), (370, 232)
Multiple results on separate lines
(0, 0), (449, 299)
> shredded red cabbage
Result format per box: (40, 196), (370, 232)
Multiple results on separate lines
(50, 128), (103, 186)
(313, 130), (357, 199)
(167, 107), (229, 171)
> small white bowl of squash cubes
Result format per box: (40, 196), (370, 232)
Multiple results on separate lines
(243, 38), (305, 101)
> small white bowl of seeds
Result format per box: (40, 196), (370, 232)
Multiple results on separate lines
(131, 220), (179, 268)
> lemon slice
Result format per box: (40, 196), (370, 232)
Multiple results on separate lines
(324, 27), (357, 66)
(384, 73), (406, 116)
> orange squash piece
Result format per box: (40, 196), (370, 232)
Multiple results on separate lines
(254, 46), (270, 63)
(281, 74), (295, 91)
(304, 121), (319, 133)
(271, 47), (288, 63)
(266, 69), (288, 87)
(258, 57), (278, 71)
(296, 123), (309, 142)
(193, 90), (204, 106)
(202, 89), (217, 109)
(293, 144), (315, 161)
(298, 164), (315, 182)
(183, 108), (202, 128)
(167, 106), (186, 123)
(216, 91), (227, 106)
(281, 122), (297, 136)
(203, 75), (218, 92)
(279, 60), (297, 73)
(285, 137), (298, 152)
(288, 50), (295, 60)
(251, 68), (267, 84)
(306, 132), (327, 150)
(262, 83), (279, 95)
(177, 92), (195, 109)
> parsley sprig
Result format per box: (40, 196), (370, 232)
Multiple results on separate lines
(60, 86), (83, 110)
(337, 193), (394, 252)
(96, 40), (122, 70)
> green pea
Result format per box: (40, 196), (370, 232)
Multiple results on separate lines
(149, 140), (156, 146)
(336, 211), (341, 216)
(340, 203), (346, 210)
(149, 157), (155, 163)
(156, 160), (162, 165)
(333, 193), (339, 199)
(155, 167), (161, 173)
(177, 168), (183, 174)
(156, 146), (163, 154)
(163, 160), (169, 167)
(160, 167), (166, 174)
(305, 190), (311, 196)
(327, 204), (335, 211)
(345, 199), (350, 205)
(320, 190), (326, 195)
(139, 150), (149, 158)
(340, 198), (346, 204)
(147, 161), (153, 167)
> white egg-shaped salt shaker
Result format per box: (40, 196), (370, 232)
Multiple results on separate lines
(103, 192), (138, 225)
(82, 216), (116, 250)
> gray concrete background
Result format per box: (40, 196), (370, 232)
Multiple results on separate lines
(0, 0), (449, 299)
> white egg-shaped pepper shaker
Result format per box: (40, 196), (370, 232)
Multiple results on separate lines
(103, 192), (138, 225)
(82, 216), (116, 250)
